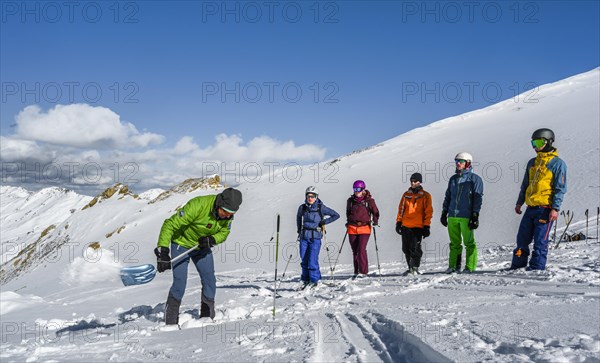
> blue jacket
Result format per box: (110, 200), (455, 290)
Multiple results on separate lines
(442, 167), (484, 218)
(296, 199), (340, 240)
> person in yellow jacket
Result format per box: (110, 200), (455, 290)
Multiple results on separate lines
(154, 188), (242, 325)
(512, 128), (567, 271)
(395, 173), (433, 275)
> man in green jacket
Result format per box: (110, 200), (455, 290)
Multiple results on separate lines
(154, 188), (242, 325)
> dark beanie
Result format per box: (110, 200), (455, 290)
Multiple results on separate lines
(410, 172), (423, 183)
(216, 188), (242, 213)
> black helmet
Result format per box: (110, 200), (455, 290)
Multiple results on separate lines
(531, 128), (555, 142)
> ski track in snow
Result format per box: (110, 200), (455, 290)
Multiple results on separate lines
(1, 238), (599, 362)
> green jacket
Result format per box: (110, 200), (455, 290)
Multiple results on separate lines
(157, 194), (233, 249)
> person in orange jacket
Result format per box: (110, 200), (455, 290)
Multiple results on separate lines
(395, 173), (433, 275)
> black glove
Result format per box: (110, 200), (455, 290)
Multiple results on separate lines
(468, 213), (479, 230)
(422, 225), (430, 238)
(297, 228), (301, 234)
(154, 247), (171, 273)
(319, 221), (325, 229)
(440, 210), (448, 227)
(395, 222), (403, 235)
(198, 236), (217, 249)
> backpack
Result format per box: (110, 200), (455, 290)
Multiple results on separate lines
(302, 203), (324, 224)
(566, 232), (586, 242)
(348, 198), (372, 221)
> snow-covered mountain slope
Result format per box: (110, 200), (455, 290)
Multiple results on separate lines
(0, 177), (224, 288)
(1, 68), (599, 362)
(0, 186), (92, 262)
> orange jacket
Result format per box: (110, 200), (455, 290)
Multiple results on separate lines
(396, 187), (433, 228)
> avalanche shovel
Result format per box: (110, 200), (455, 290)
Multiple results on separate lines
(120, 245), (200, 286)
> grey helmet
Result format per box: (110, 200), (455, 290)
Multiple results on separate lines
(305, 186), (319, 197)
(531, 128), (555, 142)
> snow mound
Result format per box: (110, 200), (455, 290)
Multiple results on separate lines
(61, 247), (122, 284)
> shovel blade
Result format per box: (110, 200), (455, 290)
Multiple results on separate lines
(120, 264), (157, 286)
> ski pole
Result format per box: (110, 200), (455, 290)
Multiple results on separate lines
(372, 225), (382, 278)
(585, 209), (589, 243)
(555, 212), (574, 249)
(553, 214), (558, 242)
(324, 232), (335, 285)
(332, 231), (348, 273)
(272, 214), (280, 319)
(596, 206), (599, 240)
(281, 254), (293, 280)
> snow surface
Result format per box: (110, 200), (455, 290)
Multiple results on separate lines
(0, 186), (91, 262)
(1, 68), (599, 362)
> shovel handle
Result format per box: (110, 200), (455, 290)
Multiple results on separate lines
(170, 244), (201, 265)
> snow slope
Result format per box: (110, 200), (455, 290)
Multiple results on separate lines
(1, 68), (599, 362)
(0, 186), (91, 262)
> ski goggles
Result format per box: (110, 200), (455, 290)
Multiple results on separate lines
(353, 187), (364, 192)
(306, 194), (317, 199)
(455, 159), (467, 164)
(531, 138), (546, 148)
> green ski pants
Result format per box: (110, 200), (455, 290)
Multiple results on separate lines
(447, 217), (477, 271)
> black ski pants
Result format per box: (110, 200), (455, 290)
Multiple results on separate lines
(401, 227), (423, 268)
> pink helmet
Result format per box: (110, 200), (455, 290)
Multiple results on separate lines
(353, 180), (366, 191)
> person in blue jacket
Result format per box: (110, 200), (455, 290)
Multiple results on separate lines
(296, 186), (340, 288)
(440, 152), (484, 273)
(511, 128), (567, 271)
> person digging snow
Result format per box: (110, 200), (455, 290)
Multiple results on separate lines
(511, 128), (567, 271)
(441, 152), (484, 273)
(346, 180), (380, 278)
(296, 186), (340, 289)
(395, 172), (433, 276)
(154, 187), (242, 325)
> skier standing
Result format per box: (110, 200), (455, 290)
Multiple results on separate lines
(511, 128), (567, 270)
(346, 180), (380, 277)
(440, 152), (484, 273)
(154, 188), (242, 325)
(297, 186), (340, 288)
(395, 172), (433, 275)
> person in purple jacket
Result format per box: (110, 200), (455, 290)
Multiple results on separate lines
(346, 180), (380, 278)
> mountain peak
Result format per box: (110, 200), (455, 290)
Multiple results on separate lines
(82, 183), (138, 210)
(149, 176), (222, 204)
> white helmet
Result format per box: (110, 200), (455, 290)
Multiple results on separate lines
(305, 186), (319, 196)
(454, 152), (473, 162)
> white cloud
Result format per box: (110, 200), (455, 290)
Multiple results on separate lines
(0, 136), (55, 163)
(3, 104), (327, 192)
(15, 104), (164, 149)
(173, 136), (199, 155)
(184, 133), (326, 162)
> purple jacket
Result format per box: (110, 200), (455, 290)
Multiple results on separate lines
(346, 190), (379, 226)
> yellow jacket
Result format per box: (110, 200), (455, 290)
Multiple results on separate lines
(517, 149), (567, 210)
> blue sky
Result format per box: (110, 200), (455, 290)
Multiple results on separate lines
(1, 1), (599, 191)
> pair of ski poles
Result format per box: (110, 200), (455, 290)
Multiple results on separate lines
(329, 224), (382, 278)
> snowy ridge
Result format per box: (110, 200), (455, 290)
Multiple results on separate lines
(0, 186), (91, 262)
(0, 68), (599, 362)
(0, 177), (226, 286)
